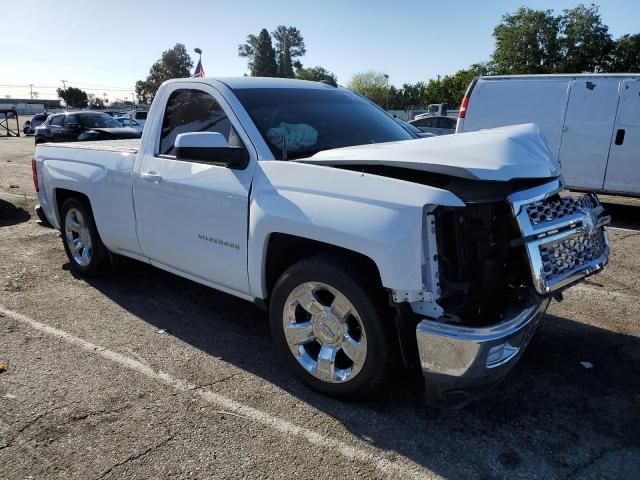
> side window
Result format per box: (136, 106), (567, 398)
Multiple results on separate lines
(159, 89), (232, 156)
(64, 115), (78, 126)
(439, 117), (456, 129)
(51, 115), (64, 127)
(423, 118), (436, 128)
(412, 118), (427, 127)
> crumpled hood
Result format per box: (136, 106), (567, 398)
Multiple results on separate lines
(298, 123), (560, 181)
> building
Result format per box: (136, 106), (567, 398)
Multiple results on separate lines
(0, 98), (62, 114)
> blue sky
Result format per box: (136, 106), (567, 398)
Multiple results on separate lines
(2, 0), (639, 100)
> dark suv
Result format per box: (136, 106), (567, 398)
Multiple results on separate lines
(24, 113), (50, 135)
(35, 111), (141, 144)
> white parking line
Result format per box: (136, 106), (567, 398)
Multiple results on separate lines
(0, 305), (435, 480)
(0, 163), (31, 168)
(0, 191), (36, 200)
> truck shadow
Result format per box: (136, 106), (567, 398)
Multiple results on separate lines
(0, 198), (31, 227)
(76, 259), (640, 478)
(603, 201), (640, 230)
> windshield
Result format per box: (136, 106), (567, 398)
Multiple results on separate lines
(78, 114), (121, 128)
(31, 117), (47, 128)
(234, 87), (414, 160)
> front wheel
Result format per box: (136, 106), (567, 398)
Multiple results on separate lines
(270, 255), (394, 398)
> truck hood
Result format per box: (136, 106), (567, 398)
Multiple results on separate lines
(298, 123), (560, 182)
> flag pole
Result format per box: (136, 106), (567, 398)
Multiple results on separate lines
(194, 48), (203, 77)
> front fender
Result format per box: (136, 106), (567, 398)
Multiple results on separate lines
(248, 161), (463, 298)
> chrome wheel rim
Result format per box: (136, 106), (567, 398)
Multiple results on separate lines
(283, 282), (367, 383)
(65, 208), (92, 267)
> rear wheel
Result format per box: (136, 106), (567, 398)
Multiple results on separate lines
(60, 198), (108, 276)
(270, 255), (394, 398)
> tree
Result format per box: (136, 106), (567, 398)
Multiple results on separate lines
(272, 26), (305, 78)
(56, 86), (88, 108)
(422, 65), (489, 108)
(492, 7), (561, 74)
(250, 29), (277, 77)
(347, 71), (389, 106)
(240, 26), (305, 78)
(608, 33), (640, 72)
(296, 66), (337, 83)
(558, 4), (613, 72)
(87, 94), (105, 109)
(135, 43), (193, 103)
(238, 33), (259, 72)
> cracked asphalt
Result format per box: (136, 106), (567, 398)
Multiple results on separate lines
(1, 135), (639, 479)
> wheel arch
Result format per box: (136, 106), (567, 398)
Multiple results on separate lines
(54, 188), (92, 226)
(262, 233), (383, 302)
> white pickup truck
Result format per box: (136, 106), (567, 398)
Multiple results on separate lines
(32, 77), (610, 405)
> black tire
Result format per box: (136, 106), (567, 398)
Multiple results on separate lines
(60, 197), (108, 276)
(269, 255), (395, 399)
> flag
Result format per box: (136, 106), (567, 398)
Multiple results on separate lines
(193, 59), (205, 78)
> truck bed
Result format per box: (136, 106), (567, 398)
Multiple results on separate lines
(40, 138), (140, 154)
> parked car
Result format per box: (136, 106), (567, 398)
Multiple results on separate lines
(409, 115), (456, 135)
(394, 118), (435, 138)
(101, 109), (127, 117)
(124, 110), (148, 125)
(414, 104), (459, 120)
(34, 111), (141, 144)
(32, 77), (610, 405)
(114, 116), (144, 134)
(24, 112), (50, 135)
(456, 74), (640, 197)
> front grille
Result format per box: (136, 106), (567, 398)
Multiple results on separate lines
(509, 181), (610, 294)
(525, 194), (595, 226)
(539, 229), (606, 282)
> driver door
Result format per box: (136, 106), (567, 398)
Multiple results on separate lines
(133, 84), (257, 296)
(61, 114), (82, 141)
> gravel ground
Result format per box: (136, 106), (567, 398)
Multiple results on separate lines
(1, 136), (639, 479)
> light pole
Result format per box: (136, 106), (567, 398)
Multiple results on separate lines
(60, 79), (68, 109)
(384, 73), (390, 111)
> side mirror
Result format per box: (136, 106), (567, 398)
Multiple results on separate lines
(174, 132), (249, 169)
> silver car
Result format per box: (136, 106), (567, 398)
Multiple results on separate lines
(409, 115), (457, 136)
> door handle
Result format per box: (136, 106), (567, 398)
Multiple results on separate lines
(140, 172), (163, 183)
(615, 129), (625, 145)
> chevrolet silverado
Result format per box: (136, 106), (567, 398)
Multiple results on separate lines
(32, 77), (610, 404)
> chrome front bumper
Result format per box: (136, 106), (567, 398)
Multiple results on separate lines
(417, 299), (550, 405)
(415, 179), (609, 406)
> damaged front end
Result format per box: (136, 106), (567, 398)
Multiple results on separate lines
(411, 178), (610, 406)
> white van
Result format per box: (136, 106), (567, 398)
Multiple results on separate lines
(456, 74), (640, 196)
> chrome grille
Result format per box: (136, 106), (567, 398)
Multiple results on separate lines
(539, 229), (606, 282)
(525, 194), (595, 226)
(508, 180), (610, 294)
